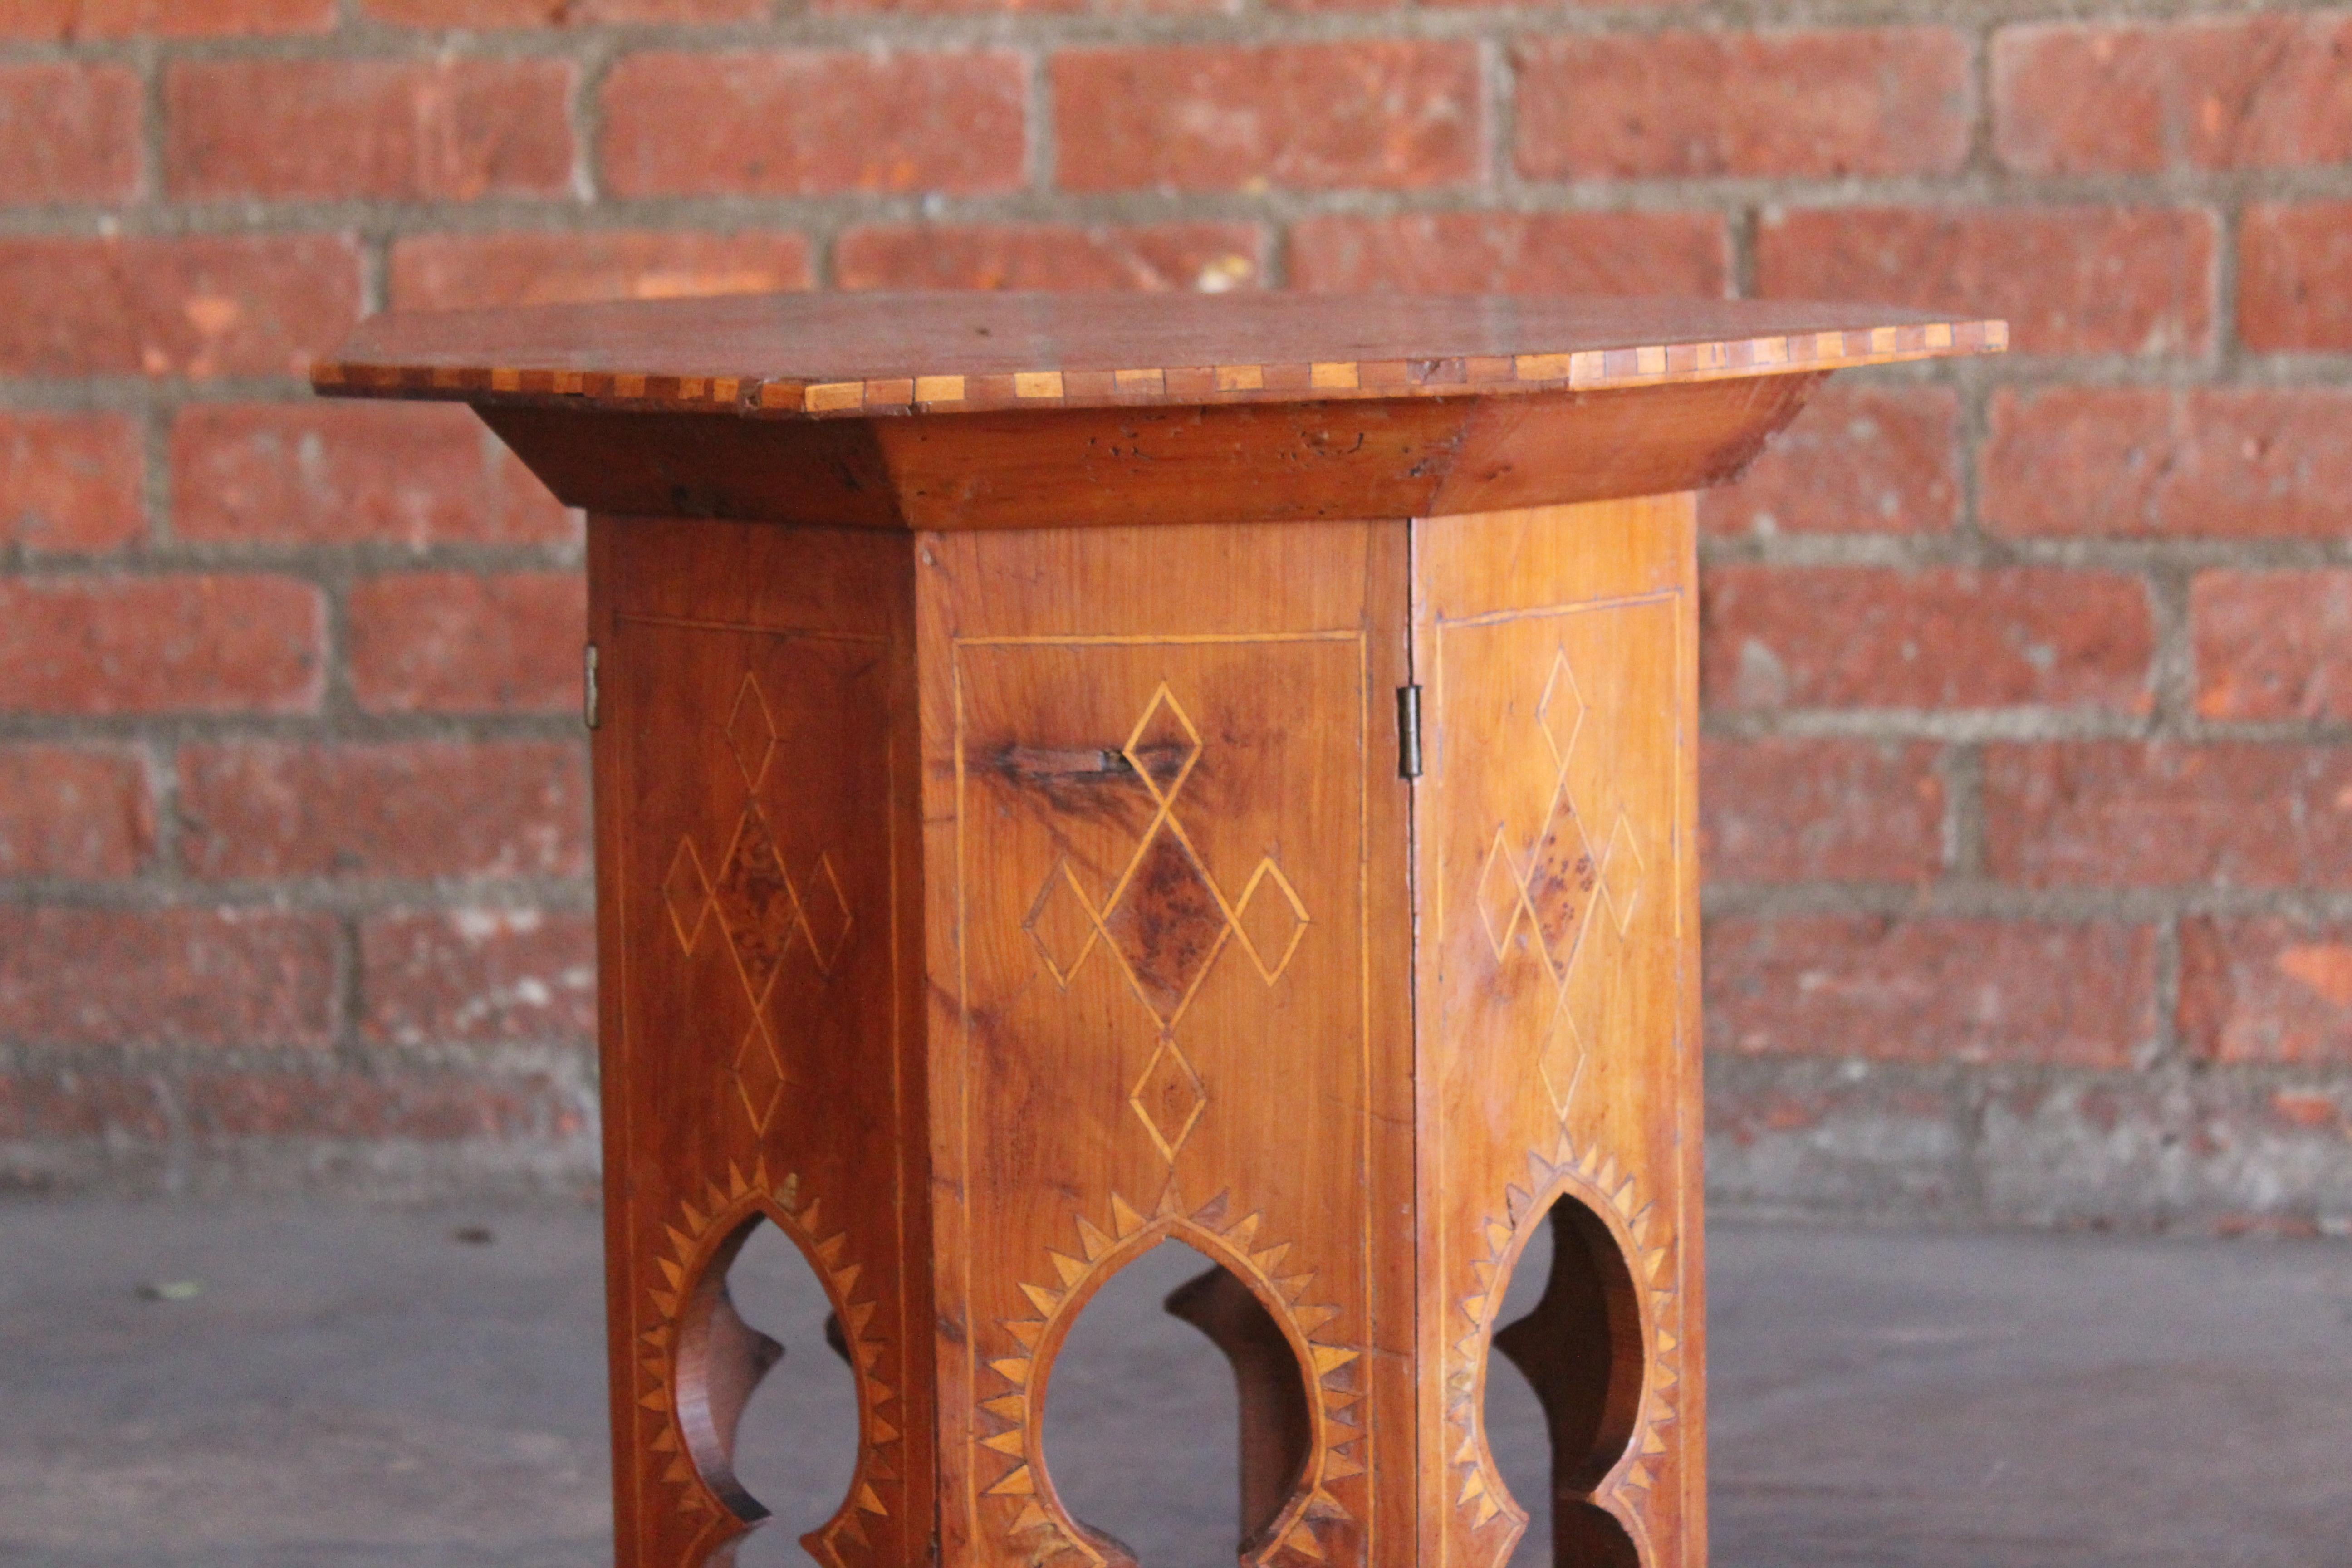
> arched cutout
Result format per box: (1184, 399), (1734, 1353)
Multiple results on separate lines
(677, 1214), (862, 1563)
(1165, 1260), (1315, 1552)
(1040, 1236), (1315, 1568)
(1481, 1197), (1646, 1568)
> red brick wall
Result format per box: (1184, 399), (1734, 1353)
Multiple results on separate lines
(2, 2), (2347, 1228)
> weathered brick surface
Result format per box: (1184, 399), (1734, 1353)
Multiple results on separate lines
(363, 0), (764, 22)
(0, 908), (336, 1048)
(0, 63), (140, 205)
(0, 745), (152, 877)
(0, 575), (323, 715)
(0, 412), (142, 552)
(346, 571), (584, 714)
(1700, 738), (1945, 884)
(176, 741), (588, 880)
(2239, 201), (2352, 351)
(1982, 387), (2352, 538)
(359, 909), (596, 1046)
(1994, 14), (2352, 174)
(1052, 43), (1480, 191)
(1984, 743), (2352, 888)
(838, 222), (1264, 292)
(1289, 211), (1727, 296)
(1700, 566), (2153, 712)
(170, 402), (571, 547)
(1755, 206), (2216, 355)
(2192, 570), (2352, 721)
(166, 58), (574, 202)
(601, 50), (1026, 196)
(391, 230), (812, 310)
(2, 1), (2345, 1223)
(1516, 28), (1972, 180)
(0, 0), (333, 38)
(1705, 916), (2156, 1068)
(1703, 386), (1959, 537)
(2181, 917), (2352, 1066)
(0, 235), (361, 378)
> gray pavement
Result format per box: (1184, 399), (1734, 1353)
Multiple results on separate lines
(1, 1204), (2346, 1568)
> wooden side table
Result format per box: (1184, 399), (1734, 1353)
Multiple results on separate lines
(316, 294), (2002, 1568)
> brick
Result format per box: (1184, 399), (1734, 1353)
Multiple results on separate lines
(1994, 15), (2352, 175)
(0, 412), (142, 553)
(170, 402), (571, 548)
(1053, 43), (1480, 192)
(1982, 386), (2352, 539)
(359, 908), (595, 1046)
(1288, 211), (1727, 297)
(1705, 916), (2154, 1067)
(391, 230), (811, 311)
(0, 575), (322, 715)
(1705, 1058), (1966, 1215)
(1755, 206), (2215, 357)
(2193, 570), (2352, 722)
(1703, 386), (1958, 537)
(838, 222), (1264, 292)
(0, 235), (362, 379)
(0, 63), (139, 204)
(364, 0), (763, 22)
(601, 49), (1025, 198)
(0, 0), (333, 37)
(0, 907), (334, 1048)
(167, 58), (573, 202)
(0, 745), (152, 877)
(2181, 917), (2352, 1066)
(347, 571), (585, 714)
(1699, 738), (1943, 884)
(186, 1070), (584, 1141)
(0, 1072), (170, 1143)
(1700, 566), (2153, 712)
(1516, 28), (1970, 180)
(1984, 742), (2352, 888)
(2240, 201), (2352, 352)
(177, 740), (588, 880)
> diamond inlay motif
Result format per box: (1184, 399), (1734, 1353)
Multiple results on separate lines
(1128, 1040), (1208, 1162)
(715, 806), (800, 1007)
(725, 671), (778, 791)
(1125, 684), (1203, 803)
(1233, 860), (1311, 983)
(1536, 651), (1585, 773)
(1475, 643), (1646, 1125)
(1537, 1003), (1585, 1122)
(1600, 813), (1643, 937)
(1018, 681), (1308, 1162)
(662, 838), (714, 954)
(660, 670), (855, 1135)
(734, 1014), (788, 1133)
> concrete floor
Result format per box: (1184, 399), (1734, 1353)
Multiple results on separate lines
(1, 1205), (2346, 1568)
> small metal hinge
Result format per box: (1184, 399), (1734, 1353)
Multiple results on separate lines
(583, 643), (600, 731)
(1397, 684), (1423, 779)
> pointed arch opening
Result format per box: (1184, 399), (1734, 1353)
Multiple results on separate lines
(676, 1213), (862, 1564)
(1039, 1235), (1316, 1568)
(1480, 1196), (1646, 1568)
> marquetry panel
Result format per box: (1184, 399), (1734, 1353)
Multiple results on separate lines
(916, 521), (1417, 1568)
(1413, 497), (1703, 1568)
(594, 518), (931, 1568)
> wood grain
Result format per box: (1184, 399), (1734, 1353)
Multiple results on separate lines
(480, 375), (1822, 530)
(315, 291), (2004, 419)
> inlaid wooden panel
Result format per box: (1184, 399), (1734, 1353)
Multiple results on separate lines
(915, 521), (1417, 1568)
(1412, 497), (1703, 1568)
(592, 518), (932, 1568)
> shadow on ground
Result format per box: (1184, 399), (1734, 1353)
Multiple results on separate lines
(1, 1205), (2345, 1568)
